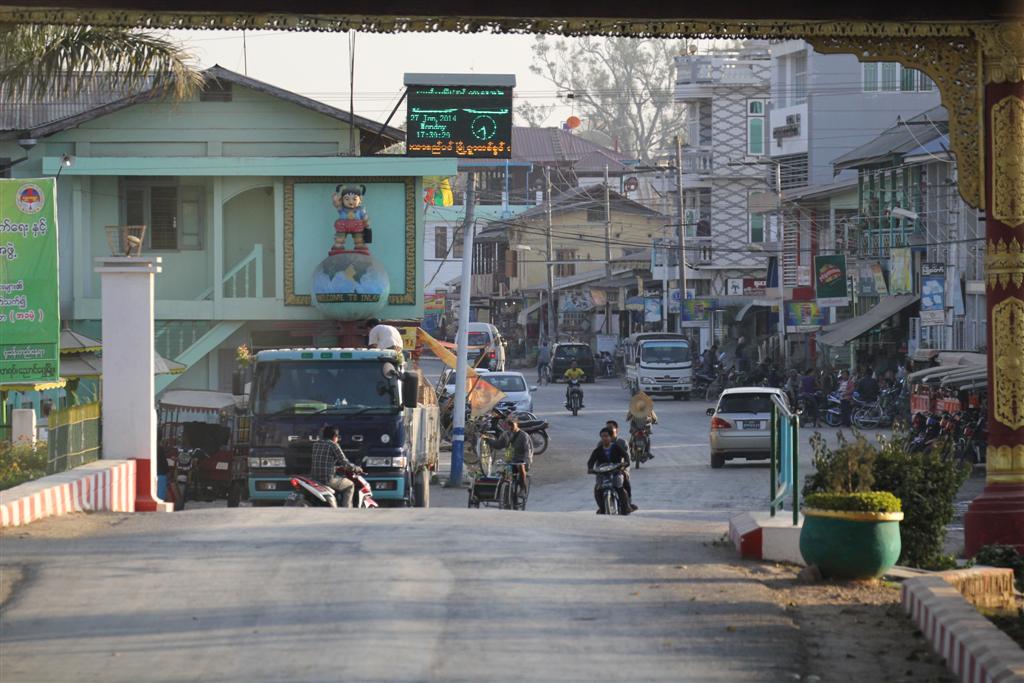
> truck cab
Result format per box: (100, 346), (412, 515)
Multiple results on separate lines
(623, 333), (693, 400)
(243, 348), (438, 506)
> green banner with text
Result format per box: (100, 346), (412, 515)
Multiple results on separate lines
(0, 178), (60, 384)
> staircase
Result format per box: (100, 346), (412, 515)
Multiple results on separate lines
(196, 244), (265, 300)
(155, 321), (245, 393)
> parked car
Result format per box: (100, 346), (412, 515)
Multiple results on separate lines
(707, 387), (789, 469)
(439, 367), (491, 397)
(551, 342), (596, 383)
(463, 322), (506, 371)
(478, 372), (537, 413)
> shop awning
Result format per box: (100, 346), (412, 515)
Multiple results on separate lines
(940, 367), (988, 388)
(907, 353), (986, 384)
(816, 295), (919, 347)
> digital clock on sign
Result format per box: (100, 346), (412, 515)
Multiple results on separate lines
(405, 84), (512, 158)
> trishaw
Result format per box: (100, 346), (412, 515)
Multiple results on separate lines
(157, 390), (247, 509)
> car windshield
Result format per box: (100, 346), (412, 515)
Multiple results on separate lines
(485, 375), (527, 392)
(718, 393), (777, 414)
(555, 345), (590, 361)
(252, 360), (397, 415)
(467, 332), (489, 346)
(640, 341), (690, 364)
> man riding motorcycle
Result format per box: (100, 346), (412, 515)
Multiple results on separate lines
(587, 428), (633, 515)
(310, 426), (363, 508)
(564, 361), (586, 409)
(603, 420), (637, 511)
(626, 404), (658, 461)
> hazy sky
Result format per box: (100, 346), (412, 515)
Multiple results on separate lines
(169, 30), (576, 126)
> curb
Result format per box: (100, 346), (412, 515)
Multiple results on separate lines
(902, 567), (1024, 683)
(0, 460), (136, 527)
(728, 511), (805, 565)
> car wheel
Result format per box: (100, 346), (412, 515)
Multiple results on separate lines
(710, 452), (726, 469)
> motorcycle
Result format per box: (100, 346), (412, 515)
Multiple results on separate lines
(823, 391), (844, 427)
(485, 403), (550, 457)
(909, 412), (943, 453)
(956, 411), (987, 466)
(628, 423), (652, 469)
(851, 388), (901, 429)
(797, 391), (826, 428)
(591, 462), (627, 515)
(566, 378), (584, 416)
(170, 447), (206, 512)
(284, 467), (378, 508)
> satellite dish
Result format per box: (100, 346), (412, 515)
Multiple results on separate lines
(624, 177), (639, 192)
(566, 115), (581, 129)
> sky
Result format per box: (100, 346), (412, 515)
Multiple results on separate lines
(168, 30), (577, 127)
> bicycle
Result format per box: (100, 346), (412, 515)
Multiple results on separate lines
(495, 459), (528, 510)
(538, 364), (551, 386)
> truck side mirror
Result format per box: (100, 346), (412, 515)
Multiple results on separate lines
(232, 370), (244, 396)
(402, 373), (419, 409)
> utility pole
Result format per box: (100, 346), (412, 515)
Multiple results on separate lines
(448, 172), (476, 489)
(675, 135), (687, 335)
(604, 164), (612, 335)
(545, 166), (556, 342)
(660, 240), (668, 332)
(774, 162), (787, 367)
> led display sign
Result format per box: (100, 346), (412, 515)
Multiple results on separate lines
(404, 75), (514, 158)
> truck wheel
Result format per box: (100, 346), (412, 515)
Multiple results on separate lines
(226, 480), (244, 508)
(414, 469), (430, 508)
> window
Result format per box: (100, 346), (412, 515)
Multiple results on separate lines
(918, 72), (934, 91)
(123, 179), (205, 250)
(791, 52), (807, 105)
(555, 248), (576, 277)
(747, 99), (766, 156)
(900, 67), (917, 92)
(750, 213), (766, 244)
(433, 225), (447, 259)
(863, 62), (879, 92)
(881, 62), (899, 91)
(586, 206), (607, 223)
(452, 227), (463, 258)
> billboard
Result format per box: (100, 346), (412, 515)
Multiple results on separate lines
(785, 302), (826, 332)
(0, 178), (60, 384)
(920, 262), (946, 326)
(889, 248), (913, 295)
(814, 255), (849, 307)
(405, 79), (513, 159)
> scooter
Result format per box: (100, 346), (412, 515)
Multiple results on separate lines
(285, 467), (378, 508)
(566, 378), (584, 416)
(823, 391), (844, 427)
(170, 447), (206, 512)
(590, 462), (628, 515)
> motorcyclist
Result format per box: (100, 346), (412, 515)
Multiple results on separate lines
(564, 361), (586, 408)
(625, 403), (657, 461)
(799, 368), (820, 427)
(603, 420), (637, 511)
(587, 427), (633, 515)
(699, 343), (719, 377)
(484, 416), (532, 500)
(309, 426), (361, 508)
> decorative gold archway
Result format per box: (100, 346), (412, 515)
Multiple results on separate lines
(2, 6), (1022, 548)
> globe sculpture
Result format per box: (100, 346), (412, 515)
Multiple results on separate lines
(310, 251), (390, 320)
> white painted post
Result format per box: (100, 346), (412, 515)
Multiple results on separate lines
(94, 255), (172, 512)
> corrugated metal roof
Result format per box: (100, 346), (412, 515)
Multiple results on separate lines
(0, 76), (148, 131)
(832, 106), (948, 171)
(516, 184), (666, 220)
(511, 127), (631, 164)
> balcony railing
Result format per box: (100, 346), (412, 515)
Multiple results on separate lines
(196, 243), (265, 301)
(471, 272), (510, 297)
(682, 148), (714, 174)
(689, 238), (713, 265)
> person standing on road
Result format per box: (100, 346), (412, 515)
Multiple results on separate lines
(537, 341), (551, 383)
(734, 336), (749, 373)
(310, 426), (360, 508)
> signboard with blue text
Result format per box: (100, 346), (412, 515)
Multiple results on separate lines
(920, 262), (946, 326)
(0, 178), (59, 384)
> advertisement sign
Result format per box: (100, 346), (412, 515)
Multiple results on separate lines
(680, 298), (715, 322)
(858, 261), (889, 297)
(644, 295), (662, 323)
(0, 178), (60, 384)
(785, 302), (826, 332)
(422, 293), (446, 333)
(726, 278), (743, 296)
(814, 255), (849, 307)
(920, 262), (946, 326)
(889, 248), (913, 295)
(560, 289), (594, 312)
(405, 78), (513, 159)
(871, 263), (889, 297)
(743, 278), (767, 296)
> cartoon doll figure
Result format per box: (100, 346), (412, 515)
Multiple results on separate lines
(330, 184), (372, 255)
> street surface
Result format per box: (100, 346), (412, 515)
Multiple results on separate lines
(0, 360), (960, 682)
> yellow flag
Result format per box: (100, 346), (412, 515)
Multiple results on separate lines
(468, 376), (507, 417)
(416, 328), (479, 378)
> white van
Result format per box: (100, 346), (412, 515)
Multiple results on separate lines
(464, 322), (506, 371)
(622, 333), (693, 400)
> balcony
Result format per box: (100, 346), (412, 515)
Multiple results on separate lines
(681, 148), (714, 175)
(689, 238), (714, 265)
(471, 272), (510, 297)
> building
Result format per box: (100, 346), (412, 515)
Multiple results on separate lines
(1, 66), (453, 396)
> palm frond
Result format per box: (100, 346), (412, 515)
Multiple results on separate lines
(0, 24), (203, 103)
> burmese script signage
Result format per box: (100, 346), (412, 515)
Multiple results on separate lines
(405, 74), (514, 158)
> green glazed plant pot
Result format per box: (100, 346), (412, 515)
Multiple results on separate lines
(799, 508), (904, 580)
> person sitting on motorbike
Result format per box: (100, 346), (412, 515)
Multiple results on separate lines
(699, 343), (719, 378)
(857, 369), (880, 402)
(587, 427), (633, 515)
(310, 426), (361, 508)
(799, 369), (820, 426)
(604, 420), (637, 511)
(564, 361), (586, 407)
(625, 405), (658, 461)
(484, 416), (532, 498)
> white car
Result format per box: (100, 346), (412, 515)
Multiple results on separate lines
(438, 368), (535, 412)
(707, 387), (790, 469)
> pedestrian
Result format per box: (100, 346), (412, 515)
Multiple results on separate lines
(842, 368), (857, 426)
(734, 336), (748, 373)
(537, 340), (551, 383)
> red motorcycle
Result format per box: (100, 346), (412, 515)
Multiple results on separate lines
(284, 468), (378, 508)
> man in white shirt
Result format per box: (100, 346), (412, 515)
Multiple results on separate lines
(366, 318), (404, 357)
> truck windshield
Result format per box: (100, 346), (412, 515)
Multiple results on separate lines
(640, 341), (690, 364)
(252, 360), (397, 416)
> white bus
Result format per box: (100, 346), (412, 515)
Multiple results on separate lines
(622, 333), (693, 400)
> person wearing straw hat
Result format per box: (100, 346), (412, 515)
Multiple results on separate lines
(626, 392), (658, 462)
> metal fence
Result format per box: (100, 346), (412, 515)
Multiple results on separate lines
(47, 402), (101, 475)
(769, 394), (800, 525)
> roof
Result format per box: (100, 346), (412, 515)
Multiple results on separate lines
(60, 329), (103, 355)
(159, 390), (241, 411)
(832, 106), (948, 172)
(255, 348), (401, 362)
(2, 65), (404, 153)
(817, 295), (919, 347)
(511, 127), (631, 166)
(517, 184), (666, 221)
(782, 178), (859, 202)
(571, 149), (631, 174)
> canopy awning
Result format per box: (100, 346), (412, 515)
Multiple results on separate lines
(0, 379), (67, 392)
(60, 329), (102, 355)
(158, 390), (241, 412)
(816, 295), (919, 347)
(736, 302), (773, 322)
(906, 353), (986, 383)
(940, 367), (988, 388)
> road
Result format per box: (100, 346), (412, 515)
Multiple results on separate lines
(0, 361), (957, 682)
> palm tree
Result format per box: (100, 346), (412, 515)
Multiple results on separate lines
(0, 24), (203, 102)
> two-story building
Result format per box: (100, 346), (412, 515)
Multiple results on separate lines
(1, 66), (454, 397)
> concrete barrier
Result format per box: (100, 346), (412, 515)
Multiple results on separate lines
(0, 460), (137, 527)
(728, 511), (805, 565)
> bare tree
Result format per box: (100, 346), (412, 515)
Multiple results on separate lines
(518, 36), (685, 162)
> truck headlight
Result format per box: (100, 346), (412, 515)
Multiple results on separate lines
(380, 434), (391, 444)
(249, 456), (285, 468)
(364, 456), (407, 468)
(641, 377), (654, 384)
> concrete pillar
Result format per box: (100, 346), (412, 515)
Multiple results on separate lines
(11, 409), (36, 444)
(94, 256), (172, 512)
(963, 75), (1024, 555)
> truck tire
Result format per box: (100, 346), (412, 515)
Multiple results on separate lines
(414, 468), (430, 508)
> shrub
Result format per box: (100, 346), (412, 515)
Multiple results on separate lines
(0, 440), (48, 491)
(804, 491), (902, 513)
(804, 427), (969, 569)
(974, 544), (1024, 593)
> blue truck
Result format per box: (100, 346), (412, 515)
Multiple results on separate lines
(239, 348), (439, 507)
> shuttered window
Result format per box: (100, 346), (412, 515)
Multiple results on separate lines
(122, 179), (205, 251)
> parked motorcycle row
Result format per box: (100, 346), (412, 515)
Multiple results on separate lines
(906, 407), (988, 464)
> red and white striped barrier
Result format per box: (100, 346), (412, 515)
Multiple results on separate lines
(0, 460), (136, 527)
(902, 569), (1024, 683)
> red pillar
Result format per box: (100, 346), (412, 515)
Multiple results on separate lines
(963, 78), (1024, 556)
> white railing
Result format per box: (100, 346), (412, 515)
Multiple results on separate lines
(196, 244), (265, 300)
